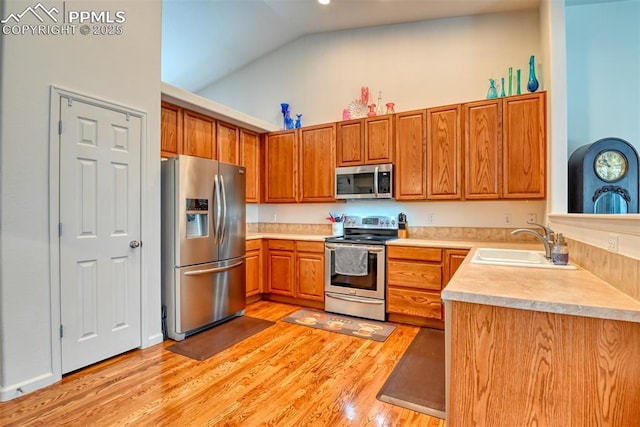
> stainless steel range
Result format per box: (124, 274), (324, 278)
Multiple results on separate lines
(324, 215), (398, 321)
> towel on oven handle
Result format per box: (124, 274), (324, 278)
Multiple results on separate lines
(334, 246), (368, 276)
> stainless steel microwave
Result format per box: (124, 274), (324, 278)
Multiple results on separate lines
(335, 164), (393, 199)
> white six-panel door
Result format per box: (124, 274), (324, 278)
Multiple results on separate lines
(59, 97), (142, 374)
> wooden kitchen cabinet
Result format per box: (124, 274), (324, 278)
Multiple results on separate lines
(336, 119), (364, 166)
(216, 121), (239, 164)
(364, 115), (395, 164)
(161, 102), (182, 157)
(463, 99), (503, 199)
(245, 239), (263, 301)
(294, 241), (325, 301)
(395, 110), (427, 200)
(447, 301), (640, 425)
(265, 239), (325, 308)
(386, 246), (444, 327)
(426, 104), (463, 200)
(266, 239), (295, 297)
(298, 123), (336, 202)
(444, 249), (469, 285)
(183, 109), (216, 159)
(240, 129), (261, 203)
(264, 130), (297, 203)
(503, 92), (546, 199)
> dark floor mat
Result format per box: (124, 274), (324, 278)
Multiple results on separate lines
(376, 327), (446, 419)
(166, 316), (274, 361)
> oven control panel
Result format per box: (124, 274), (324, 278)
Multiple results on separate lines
(343, 215), (398, 229)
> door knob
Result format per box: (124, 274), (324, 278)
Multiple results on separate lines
(129, 240), (141, 248)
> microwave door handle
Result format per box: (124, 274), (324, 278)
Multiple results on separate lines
(220, 175), (227, 245)
(374, 166), (379, 197)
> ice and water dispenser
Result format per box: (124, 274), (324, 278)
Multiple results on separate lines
(185, 198), (209, 237)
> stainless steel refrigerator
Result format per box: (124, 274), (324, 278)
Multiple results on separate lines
(161, 155), (246, 341)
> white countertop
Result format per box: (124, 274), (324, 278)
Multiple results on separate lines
(442, 247), (640, 323)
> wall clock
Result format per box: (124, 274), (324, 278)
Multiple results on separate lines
(568, 137), (638, 214)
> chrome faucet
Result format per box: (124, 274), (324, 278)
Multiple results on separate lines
(511, 221), (555, 259)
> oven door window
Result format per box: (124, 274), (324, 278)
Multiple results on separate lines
(330, 250), (378, 291)
(336, 173), (375, 196)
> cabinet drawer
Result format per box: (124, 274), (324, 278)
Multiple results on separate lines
(295, 240), (324, 253)
(387, 261), (442, 290)
(387, 287), (442, 320)
(268, 239), (295, 251)
(387, 246), (442, 262)
(246, 239), (262, 251)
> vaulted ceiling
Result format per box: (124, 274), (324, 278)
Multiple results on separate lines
(162, 0), (542, 93)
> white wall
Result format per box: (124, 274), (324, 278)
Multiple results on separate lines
(0, 0), (162, 400)
(200, 10), (542, 129)
(565, 0), (640, 155)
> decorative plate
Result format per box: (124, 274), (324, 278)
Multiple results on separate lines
(348, 99), (368, 119)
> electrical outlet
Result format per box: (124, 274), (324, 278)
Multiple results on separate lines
(273, 214), (278, 222)
(607, 234), (619, 252)
(527, 213), (537, 224)
(504, 214), (512, 225)
(427, 213), (435, 225)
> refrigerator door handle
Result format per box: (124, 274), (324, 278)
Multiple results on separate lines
(220, 175), (227, 245)
(183, 258), (245, 276)
(214, 173), (222, 244)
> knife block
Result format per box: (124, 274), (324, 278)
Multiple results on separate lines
(398, 223), (408, 239)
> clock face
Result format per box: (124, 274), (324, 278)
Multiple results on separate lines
(594, 150), (628, 182)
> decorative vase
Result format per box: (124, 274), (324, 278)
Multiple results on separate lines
(285, 110), (294, 129)
(376, 91), (384, 115)
(361, 86), (369, 105)
(280, 103), (290, 130)
(508, 67), (513, 96)
(486, 79), (498, 99)
(527, 55), (539, 92)
(385, 102), (395, 114)
(342, 108), (350, 121)
(500, 77), (506, 97)
(516, 69), (521, 95)
(295, 114), (302, 128)
(368, 104), (377, 117)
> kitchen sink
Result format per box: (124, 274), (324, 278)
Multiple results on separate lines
(470, 248), (577, 269)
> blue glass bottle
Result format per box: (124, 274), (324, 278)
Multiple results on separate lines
(500, 77), (506, 97)
(527, 55), (539, 92)
(280, 103), (290, 130)
(486, 79), (498, 99)
(295, 114), (302, 128)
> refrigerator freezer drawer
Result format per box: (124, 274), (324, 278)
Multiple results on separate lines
(171, 258), (246, 340)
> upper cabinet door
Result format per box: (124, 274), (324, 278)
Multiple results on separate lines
(160, 102), (182, 157)
(426, 104), (462, 200)
(183, 109), (215, 159)
(365, 115), (394, 164)
(395, 110), (427, 200)
(336, 119), (364, 166)
(217, 121), (239, 164)
(239, 129), (260, 203)
(503, 92), (546, 199)
(298, 123), (336, 202)
(264, 130), (298, 203)
(464, 99), (503, 200)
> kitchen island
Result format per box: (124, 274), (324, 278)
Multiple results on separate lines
(441, 248), (640, 426)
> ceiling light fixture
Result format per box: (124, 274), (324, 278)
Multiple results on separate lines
(318, 0), (330, 5)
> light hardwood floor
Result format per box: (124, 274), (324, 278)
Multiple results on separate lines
(0, 301), (445, 426)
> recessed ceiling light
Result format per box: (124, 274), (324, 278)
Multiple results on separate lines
(318, 0), (330, 5)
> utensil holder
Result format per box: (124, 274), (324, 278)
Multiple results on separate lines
(332, 222), (344, 236)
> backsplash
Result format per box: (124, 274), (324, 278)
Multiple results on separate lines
(567, 238), (640, 301)
(248, 222), (538, 242)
